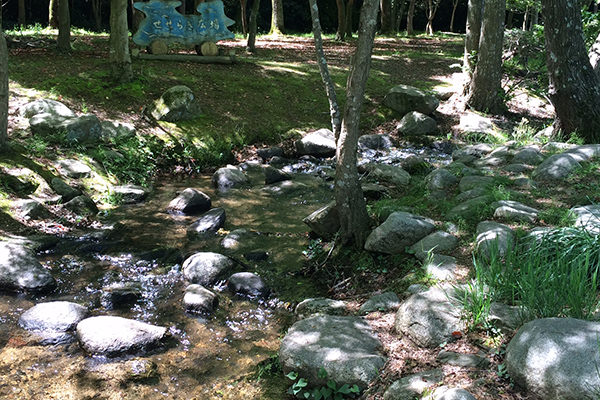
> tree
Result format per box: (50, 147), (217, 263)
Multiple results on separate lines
(57, 0), (71, 53)
(18, 0), (26, 27)
(110, 0), (133, 83)
(239, 0), (248, 35)
(335, 0), (347, 41)
(465, 0), (506, 114)
(424, 0), (441, 35)
(392, 0), (406, 32)
(463, 0), (483, 74)
(49, 0), (59, 28)
(541, 0), (600, 142)
(406, 0), (415, 35)
(246, 0), (261, 52)
(269, 0), (284, 35)
(449, 0), (460, 32)
(0, 12), (8, 150)
(380, 0), (393, 34)
(91, 0), (103, 31)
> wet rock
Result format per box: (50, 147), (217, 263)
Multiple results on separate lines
(383, 84), (439, 116)
(512, 146), (544, 165)
(145, 85), (202, 122)
(410, 231), (458, 261)
(183, 284), (218, 314)
(570, 205), (600, 234)
(397, 111), (438, 136)
(50, 177), (81, 202)
(423, 254), (458, 281)
(446, 195), (492, 220)
(428, 387), (477, 400)
(113, 184), (149, 204)
(220, 228), (254, 250)
(13, 199), (51, 220)
(227, 272), (270, 299)
(475, 221), (515, 259)
(0, 242), (55, 292)
(167, 188), (211, 215)
(365, 211), (436, 254)
(303, 201), (339, 239)
(458, 175), (494, 192)
(363, 163), (411, 187)
(295, 128), (336, 158)
(506, 318), (600, 400)
(295, 298), (348, 318)
(212, 165), (249, 190)
(280, 315), (386, 388)
(359, 292), (400, 314)
(187, 207), (226, 236)
(436, 351), (490, 368)
(492, 200), (539, 223)
(383, 370), (443, 400)
(182, 252), (234, 286)
(76, 316), (168, 356)
(64, 195), (99, 216)
(425, 169), (459, 192)
(102, 282), (143, 309)
(19, 301), (88, 343)
(262, 180), (309, 195)
(20, 99), (75, 119)
(264, 165), (291, 184)
(395, 286), (465, 348)
(55, 159), (92, 179)
(534, 145), (600, 181)
(82, 358), (158, 385)
(100, 120), (136, 140)
(257, 146), (284, 160)
(268, 155), (288, 166)
(452, 144), (493, 160)
(358, 134), (393, 150)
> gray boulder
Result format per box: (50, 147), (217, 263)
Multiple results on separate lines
(363, 163), (411, 187)
(475, 221), (515, 259)
(76, 316), (168, 356)
(395, 286), (465, 348)
(365, 212), (436, 254)
(100, 120), (136, 140)
(280, 315), (386, 388)
(436, 350), (490, 368)
(182, 252), (234, 286)
(63, 114), (103, 145)
(50, 178), (81, 202)
(488, 302), (527, 332)
(383, 370), (443, 400)
(512, 146), (544, 165)
(20, 99), (75, 119)
(19, 301), (87, 334)
(64, 195), (98, 216)
(257, 146), (284, 160)
(359, 292), (400, 314)
(452, 144), (493, 160)
(383, 84), (439, 115)
(167, 188), (211, 214)
(358, 134), (393, 150)
(295, 298), (348, 318)
(220, 228), (256, 250)
(227, 272), (270, 299)
(303, 202), (339, 239)
(428, 387), (477, 400)
(13, 199), (51, 220)
(145, 85), (202, 122)
(295, 129), (336, 158)
(534, 145), (600, 181)
(425, 169), (459, 192)
(492, 200), (539, 223)
(423, 254), (459, 281)
(571, 205), (600, 234)
(187, 207), (226, 236)
(183, 284), (218, 314)
(397, 111), (438, 136)
(55, 159), (92, 179)
(113, 184), (149, 204)
(410, 231), (458, 261)
(0, 242), (55, 292)
(446, 195), (492, 220)
(264, 166), (291, 184)
(212, 165), (249, 190)
(506, 318), (600, 400)
(458, 175), (495, 192)
(458, 112), (498, 137)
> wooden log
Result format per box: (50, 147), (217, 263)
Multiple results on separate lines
(135, 54), (237, 64)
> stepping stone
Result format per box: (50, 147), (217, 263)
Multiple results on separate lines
(19, 301), (88, 344)
(436, 350), (490, 368)
(475, 221), (515, 259)
(182, 252), (234, 286)
(187, 207), (226, 236)
(167, 188), (211, 215)
(410, 231), (458, 261)
(492, 200), (539, 223)
(295, 298), (348, 318)
(0, 242), (55, 292)
(359, 292), (400, 314)
(212, 165), (249, 190)
(383, 369), (443, 400)
(227, 272), (270, 299)
(183, 284), (218, 314)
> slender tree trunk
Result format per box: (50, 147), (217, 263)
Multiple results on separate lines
(425, 0), (438, 35)
(335, 0), (347, 41)
(345, 0), (355, 36)
(463, 0), (483, 73)
(0, 18), (7, 151)
(380, 0), (393, 34)
(522, 7), (529, 30)
(309, 0), (342, 139)
(240, 0), (248, 35)
(49, 0), (59, 28)
(450, 0), (459, 32)
(506, 10), (513, 28)
(335, 0), (379, 247)
(91, 0), (102, 31)
(246, 0), (260, 52)
(110, 0), (133, 83)
(57, 0), (71, 53)
(466, 0), (506, 114)
(18, 0), (26, 27)
(542, 0), (600, 142)
(394, 0), (406, 31)
(531, 8), (538, 26)
(269, 0), (284, 35)
(406, 0), (415, 34)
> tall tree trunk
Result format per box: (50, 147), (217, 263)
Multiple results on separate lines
(240, 0), (248, 35)
(394, 0), (406, 32)
(425, 0), (438, 35)
(269, 0), (284, 35)
(246, 0), (260, 52)
(466, 0), (505, 114)
(91, 0), (102, 31)
(380, 0), (393, 34)
(542, 0), (600, 142)
(335, 0), (379, 247)
(450, 0), (459, 32)
(406, 0), (415, 35)
(110, 0), (133, 83)
(309, 0), (342, 139)
(506, 10), (513, 28)
(345, 0), (355, 36)
(522, 7), (529, 30)
(531, 8), (538, 26)
(463, 0), (483, 74)
(0, 18), (7, 151)
(335, 0), (347, 41)
(49, 0), (59, 28)
(57, 0), (71, 53)
(18, 0), (26, 27)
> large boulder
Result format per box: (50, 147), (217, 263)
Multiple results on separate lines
(534, 145), (600, 181)
(303, 202), (340, 239)
(0, 242), (55, 292)
(187, 207), (226, 236)
(571, 205), (600, 234)
(20, 99), (76, 119)
(55, 159), (92, 179)
(362, 163), (411, 187)
(183, 284), (218, 314)
(506, 318), (600, 400)
(397, 111), (438, 136)
(383, 85), (439, 116)
(410, 231), (458, 261)
(19, 301), (88, 343)
(167, 188), (211, 214)
(227, 272), (270, 299)
(295, 129), (336, 158)
(145, 85), (202, 122)
(395, 286), (465, 348)
(475, 221), (515, 259)
(365, 212), (436, 254)
(182, 252), (234, 286)
(76, 316), (168, 356)
(212, 165), (249, 191)
(30, 114), (103, 145)
(280, 315), (386, 389)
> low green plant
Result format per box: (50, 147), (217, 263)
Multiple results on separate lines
(286, 368), (360, 400)
(538, 207), (576, 227)
(255, 354), (282, 382)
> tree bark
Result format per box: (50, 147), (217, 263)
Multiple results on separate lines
(380, 0), (393, 34)
(345, 0), (355, 37)
(91, 0), (102, 31)
(240, 0), (248, 35)
(463, 0), (483, 74)
(335, 0), (347, 41)
(335, 0), (379, 247)
(246, 0), (260, 52)
(110, 0), (133, 83)
(425, 0), (439, 35)
(0, 19), (7, 151)
(49, 0), (59, 28)
(18, 0), (26, 27)
(542, 0), (600, 142)
(466, 0), (505, 114)
(394, 0), (406, 32)
(309, 0), (342, 139)
(450, 0), (459, 32)
(57, 0), (71, 53)
(269, 0), (284, 35)
(506, 10), (513, 28)
(406, 0), (415, 35)
(522, 7), (529, 30)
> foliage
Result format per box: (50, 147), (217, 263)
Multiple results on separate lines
(286, 368), (360, 400)
(503, 27), (547, 97)
(255, 354), (282, 382)
(582, 10), (600, 49)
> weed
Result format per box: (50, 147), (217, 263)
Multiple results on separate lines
(255, 354), (282, 382)
(286, 368), (360, 400)
(538, 207), (576, 227)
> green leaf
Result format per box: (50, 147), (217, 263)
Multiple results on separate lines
(286, 371), (299, 381)
(318, 367), (328, 379)
(303, 392), (311, 399)
(313, 388), (323, 400)
(320, 387), (332, 398)
(334, 393), (343, 400)
(337, 384), (351, 394)
(327, 380), (337, 390)
(350, 385), (360, 393)
(297, 378), (308, 388)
